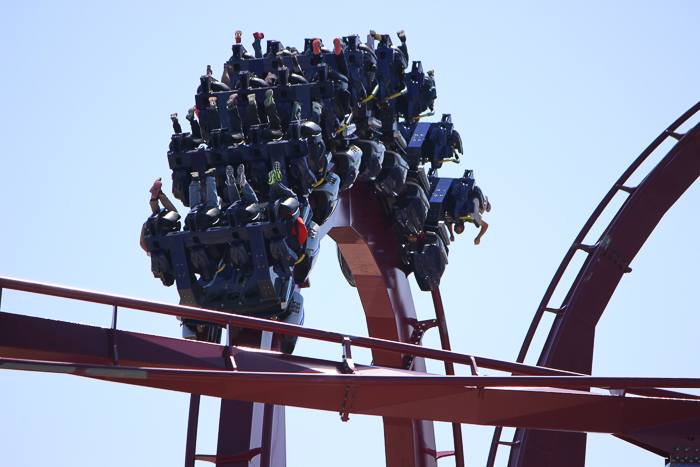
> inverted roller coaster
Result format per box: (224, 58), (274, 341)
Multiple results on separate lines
(1, 31), (700, 467)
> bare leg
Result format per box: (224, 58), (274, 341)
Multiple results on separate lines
(474, 220), (488, 245)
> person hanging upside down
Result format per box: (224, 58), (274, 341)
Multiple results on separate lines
(140, 177), (179, 253)
(453, 187), (491, 245)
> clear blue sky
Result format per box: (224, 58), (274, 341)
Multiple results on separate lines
(1, 1), (699, 466)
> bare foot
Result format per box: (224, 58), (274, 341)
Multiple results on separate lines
(474, 237), (480, 245)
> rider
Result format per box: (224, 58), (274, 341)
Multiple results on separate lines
(140, 177), (179, 253)
(453, 187), (490, 245)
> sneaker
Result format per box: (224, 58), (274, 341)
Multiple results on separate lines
(264, 89), (274, 107)
(253, 32), (264, 40)
(186, 106), (196, 121)
(209, 96), (217, 108)
(237, 164), (246, 186)
(226, 93), (238, 108)
(268, 161), (282, 185)
(312, 38), (321, 55)
(247, 94), (257, 106)
(333, 38), (342, 55)
(264, 72), (277, 87)
(226, 165), (235, 185)
(205, 167), (217, 178)
(170, 113), (178, 122)
(370, 30), (382, 41)
(235, 30), (242, 44)
(397, 30), (406, 43)
(206, 65), (213, 76)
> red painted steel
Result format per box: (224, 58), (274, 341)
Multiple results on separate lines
(326, 185), (439, 467)
(184, 394), (201, 467)
(2, 301), (697, 402)
(502, 104), (700, 467)
(214, 330), (285, 467)
(431, 288), (465, 467)
(4, 357), (700, 434)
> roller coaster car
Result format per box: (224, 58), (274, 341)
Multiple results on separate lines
(332, 144), (363, 190)
(181, 258), (305, 354)
(185, 205), (222, 232)
(145, 210), (182, 287)
(372, 150), (408, 197)
(226, 201), (263, 227)
(145, 209), (182, 236)
(405, 116), (462, 170)
(355, 139), (385, 182)
(411, 231), (448, 292)
(149, 31), (492, 356)
(292, 221), (320, 285)
(392, 180), (430, 236)
(310, 171), (340, 225)
(397, 61), (435, 120)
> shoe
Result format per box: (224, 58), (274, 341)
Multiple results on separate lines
(186, 106), (196, 121)
(333, 38), (342, 55)
(253, 32), (264, 40)
(370, 30), (382, 41)
(268, 161), (282, 184)
(237, 164), (246, 186)
(312, 39), (321, 55)
(226, 166), (235, 185)
(264, 89), (274, 107)
(227, 93), (238, 108)
(397, 30), (406, 43)
(170, 113), (178, 122)
(205, 167), (217, 178)
(247, 94), (257, 106)
(206, 65), (212, 76)
(235, 30), (242, 44)
(209, 96), (217, 108)
(264, 72), (277, 87)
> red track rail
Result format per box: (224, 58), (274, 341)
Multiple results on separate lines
(0, 274), (697, 402)
(487, 101), (700, 467)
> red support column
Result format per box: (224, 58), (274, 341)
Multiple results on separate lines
(326, 185), (437, 467)
(215, 330), (286, 467)
(184, 394), (200, 467)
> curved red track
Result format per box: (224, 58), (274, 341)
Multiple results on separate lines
(491, 102), (700, 466)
